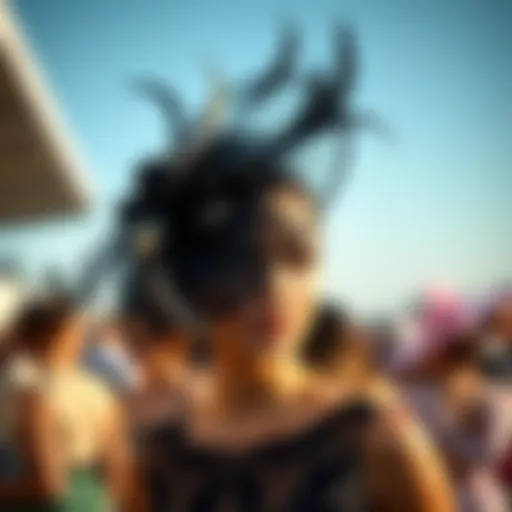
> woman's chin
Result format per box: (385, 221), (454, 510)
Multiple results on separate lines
(247, 331), (294, 359)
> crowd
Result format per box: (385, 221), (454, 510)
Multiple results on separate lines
(0, 284), (510, 511)
(0, 24), (510, 512)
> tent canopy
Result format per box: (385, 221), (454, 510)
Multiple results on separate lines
(0, 0), (92, 224)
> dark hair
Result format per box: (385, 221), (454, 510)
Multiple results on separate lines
(302, 304), (352, 367)
(439, 334), (480, 370)
(14, 294), (75, 352)
(302, 304), (373, 380)
(412, 331), (481, 381)
(82, 24), (382, 330)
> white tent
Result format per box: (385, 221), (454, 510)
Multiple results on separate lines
(0, 273), (26, 336)
(0, 0), (92, 223)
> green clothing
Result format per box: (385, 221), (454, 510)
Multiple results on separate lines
(8, 468), (111, 512)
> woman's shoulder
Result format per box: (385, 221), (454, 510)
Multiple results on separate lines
(352, 378), (426, 448)
(258, 384), (379, 459)
(312, 376), (399, 421)
(55, 368), (118, 414)
(363, 377), (421, 415)
(329, 378), (422, 450)
(304, 379), (378, 433)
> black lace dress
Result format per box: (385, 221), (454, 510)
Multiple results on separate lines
(141, 400), (376, 512)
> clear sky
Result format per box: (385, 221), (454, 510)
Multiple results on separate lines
(0, 0), (511, 315)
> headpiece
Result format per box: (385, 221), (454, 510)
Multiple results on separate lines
(80, 24), (385, 330)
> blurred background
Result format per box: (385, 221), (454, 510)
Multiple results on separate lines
(0, 0), (510, 319)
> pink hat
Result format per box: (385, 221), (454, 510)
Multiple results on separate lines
(420, 287), (474, 347)
(390, 286), (474, 373)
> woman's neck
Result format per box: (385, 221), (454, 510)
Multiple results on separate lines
(215, 355), (305, 416)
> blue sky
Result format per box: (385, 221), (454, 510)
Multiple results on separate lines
(0, 0), (511, 314)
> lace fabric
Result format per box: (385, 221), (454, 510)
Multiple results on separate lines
(140, 400), (374, 512)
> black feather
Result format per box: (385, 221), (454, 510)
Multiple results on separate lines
(240, 24), (299, 107)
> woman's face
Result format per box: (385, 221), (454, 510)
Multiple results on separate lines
(210, 185), (322, 361)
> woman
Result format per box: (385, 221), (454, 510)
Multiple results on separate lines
(116, 25), (455, 511)
(119, 295), (197, 512)
(121, 296), (192, 432)
(141, 173), (454, 511)
(401, 302), (511, 511)
(0, 296), (134, 511)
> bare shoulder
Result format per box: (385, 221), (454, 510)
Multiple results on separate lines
(365, 378), (435, 447)
(72, 368), (118, 412)
(366, 378), (402, 405)
(362, 380), (456, 511)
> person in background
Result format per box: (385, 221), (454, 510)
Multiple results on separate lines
(0, 328), (14, 371)
(441, 341), (511, 511)
(302, 303), (375, 383)
(118, 277), (200, 512)
(476, 290), (512, 493)
(478, 291), (512, 382)
(0, 295), (137, 511)
(0, 289), (28, 370)
(0, 299), (36, 486)
(366, 319), (397, 372)
(402, 304), (511, 511)
(121, 304), (191, 433)
(82, 319), (140, 398)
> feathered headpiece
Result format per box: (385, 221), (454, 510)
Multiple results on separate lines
(80, 24), (385, 331)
